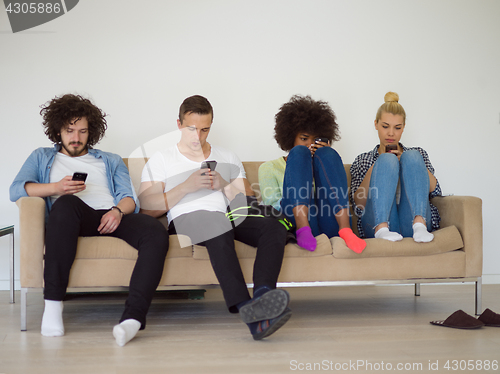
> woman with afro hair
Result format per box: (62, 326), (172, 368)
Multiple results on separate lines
(258, 95), (365, 253)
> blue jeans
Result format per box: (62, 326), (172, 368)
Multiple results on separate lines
(360, 150), (432, 238)
(280, 145), (349, 238)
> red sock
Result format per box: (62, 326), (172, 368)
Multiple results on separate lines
(339, 228), (366, 254)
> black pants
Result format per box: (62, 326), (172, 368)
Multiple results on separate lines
(44, 195), (169, 329)
(169, 210), (287, 313)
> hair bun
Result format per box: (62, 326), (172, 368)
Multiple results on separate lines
(384, 92), (399, 103)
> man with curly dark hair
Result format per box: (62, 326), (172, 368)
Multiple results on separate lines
(259, 95), (366, 253)
(40, 94), (108, 152)
(10, 94), (169, 346)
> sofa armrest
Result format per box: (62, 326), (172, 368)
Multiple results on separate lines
(16, 197), (46, 288)
(431, 195), (482, 277)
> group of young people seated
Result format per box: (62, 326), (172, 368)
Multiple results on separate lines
(9, 92), (440, 346)
(260, 91), (440, 250)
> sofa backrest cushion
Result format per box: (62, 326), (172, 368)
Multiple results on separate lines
(123, 157), (356, 231)
(123, 158), (352, 200)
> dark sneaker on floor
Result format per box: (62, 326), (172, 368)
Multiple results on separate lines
(252, 307), (292, 340)
(239, 289), (290, 324)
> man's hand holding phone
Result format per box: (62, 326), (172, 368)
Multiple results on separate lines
(201, 161), (227, 191)
(201, 161), (217, 176)
(200, 160), (229, 191)
(184, 161), (218, 192)
(185, 169), (212, 192)
(55, 172), (87, 195)
(209, 169), (230, 191)
(72, 172), (88, 182)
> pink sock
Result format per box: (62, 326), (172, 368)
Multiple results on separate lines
(296, 226), (316, 251)
(339, 228), (366, 254)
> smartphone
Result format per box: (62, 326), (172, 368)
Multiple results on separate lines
(72, 172), (88, 182)
(385, 144), (397, 153)
(315, 137), (329, 144)
(201, 160), (217, 175)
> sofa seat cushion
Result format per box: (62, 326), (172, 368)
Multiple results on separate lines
(331, 225), (463, 259)
(193, 233), (332, 259)
(75, 234), (193, 260)
(283, 234), (332, 257)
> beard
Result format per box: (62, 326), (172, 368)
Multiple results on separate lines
(61, 141), (88, 157)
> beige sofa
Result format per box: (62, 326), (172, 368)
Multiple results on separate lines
(16, 160), (483, 331)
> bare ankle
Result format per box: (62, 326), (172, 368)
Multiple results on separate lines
(374, 223), (388, 234)
(413, 216), (425, 225)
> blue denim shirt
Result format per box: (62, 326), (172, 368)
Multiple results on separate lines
(10, 144), (138, 218)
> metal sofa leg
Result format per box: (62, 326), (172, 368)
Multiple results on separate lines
(475, 277), (482, 316)
(21, 288), (27, 331)
(414, 283), (420, 296)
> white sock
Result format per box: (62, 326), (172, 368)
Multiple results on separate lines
(413, 222), (434, 243)
(374, 227), (403, 242)
(41, 300), (64, 337)
(113, 319), (141, 347)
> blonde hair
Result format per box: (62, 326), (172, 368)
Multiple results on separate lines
(375, 92), (406, 124)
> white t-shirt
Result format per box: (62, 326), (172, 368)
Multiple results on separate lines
(49, 152), (115, 210)
(141, 144), (246, 222)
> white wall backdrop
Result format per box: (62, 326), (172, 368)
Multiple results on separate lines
(1, 0), (499, 289)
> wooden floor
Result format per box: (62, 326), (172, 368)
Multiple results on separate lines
(0, 284), (499, 374)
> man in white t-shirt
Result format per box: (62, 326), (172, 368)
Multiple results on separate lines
(10, 94), (169, 346)
(139, 95), (291, 340)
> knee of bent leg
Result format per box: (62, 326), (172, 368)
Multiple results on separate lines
(288, 145), (311, 160)
(47, 195), (83, 228)
(315, 146), (339, 159)
(144, 218), (170, 247)
(376, 152), (399, 170)
(400, 149), (424, 167)
(50, 195), (81, 215)
(314, 147), (343, 169)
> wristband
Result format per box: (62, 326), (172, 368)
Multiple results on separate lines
(111, 206), (124, 217)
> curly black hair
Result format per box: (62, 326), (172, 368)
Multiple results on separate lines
(40, 94), (107, 147)
(274, 95), (341, 152)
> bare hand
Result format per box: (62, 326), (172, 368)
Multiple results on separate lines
(309, 140), (330, 156)
(98, 208), (122, 234)
(209, 170), (229, 191)
(388, 148), (403, 160)
(55, 176), (86, 195)
(184, 169), (213, 193)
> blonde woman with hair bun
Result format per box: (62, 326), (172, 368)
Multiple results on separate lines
(349, 92), (442, 242)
